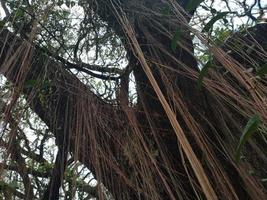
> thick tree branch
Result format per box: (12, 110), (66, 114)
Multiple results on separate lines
(0, 29), (129, 199)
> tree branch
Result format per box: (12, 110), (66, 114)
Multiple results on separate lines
(0, 28), (129, 199)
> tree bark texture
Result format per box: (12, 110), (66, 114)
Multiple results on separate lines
(0, 0), (267, 199)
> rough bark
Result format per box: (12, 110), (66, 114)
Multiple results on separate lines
(0, 1), (267, 199)
(90, 1), (267, 198)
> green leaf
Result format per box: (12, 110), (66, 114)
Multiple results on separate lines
(202, 12), (230, 32)
(186, 0), (204, 12)
(9, 181), (19, 189)
(0, 20), (6, 29)
(197, 61), (213, 88)
(256, 63), (267, 77)
(235, 115), (261, 163)
(171, 29), (182, 52)
(14, 9), (25, 20)
(24, 79), (37, 88)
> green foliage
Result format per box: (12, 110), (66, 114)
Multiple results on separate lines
(0, 180), (18, 191)
(235, 115), (261, 163)
(0, 20), (6, 29)
(24, 79), (38, 89)
(171, 28), (182, 52)
(211, 27), (231, 45)
(36, 162), (54, 173)
(8, 181), (19, 190)
(14, 9), (25, 21)
(256, 63), (267, 77)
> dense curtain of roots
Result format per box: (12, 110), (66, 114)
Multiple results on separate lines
(0, 1), (267, 199)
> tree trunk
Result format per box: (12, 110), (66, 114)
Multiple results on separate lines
(1, 0), (267, 199)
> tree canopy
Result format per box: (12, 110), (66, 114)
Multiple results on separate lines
(0, 0), (267, 199)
